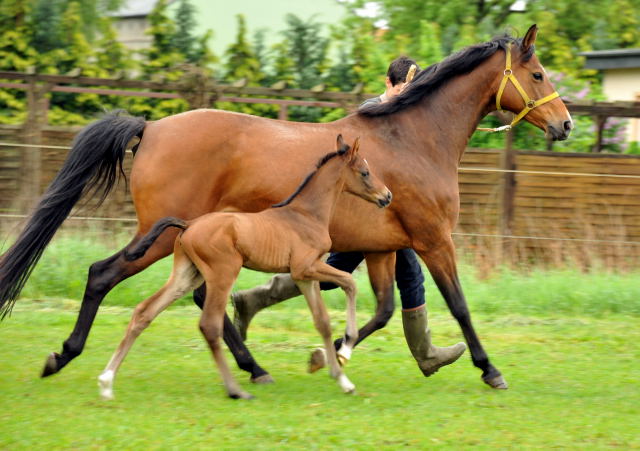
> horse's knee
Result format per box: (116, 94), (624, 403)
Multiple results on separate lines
(373, 302), (395, 329)
(86, 256), (124, 295)
(447, 295), (470, 321)
(131, 305), (154, 332)
(199, 319), (222, 342)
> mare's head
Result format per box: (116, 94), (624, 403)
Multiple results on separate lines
(337, 135), (392, 208)
(493, 24), (573, 140)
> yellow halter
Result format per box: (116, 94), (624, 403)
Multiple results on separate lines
(478, 43), (559, 133)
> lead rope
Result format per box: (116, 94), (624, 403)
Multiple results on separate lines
(477, 43), (559, 133)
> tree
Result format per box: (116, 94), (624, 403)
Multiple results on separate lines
(281, 14), (329, 89)
(223, 14), (262, 83)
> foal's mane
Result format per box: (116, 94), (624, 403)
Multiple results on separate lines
(359, 34), (533, 117)
(272, 145), (349, 208)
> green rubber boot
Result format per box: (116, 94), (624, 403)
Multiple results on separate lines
(232, 273), (301, 341)
(402, 306), (467, 377)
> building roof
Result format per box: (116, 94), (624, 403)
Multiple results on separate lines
(581, 48), (640, 70)
(112, 0), (175, 18)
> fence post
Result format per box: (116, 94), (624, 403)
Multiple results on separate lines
(20, 79), (50, 211)
(278, 104), (288, 120)
(500, 129), (516, 263)
(593, 115), (607, 152)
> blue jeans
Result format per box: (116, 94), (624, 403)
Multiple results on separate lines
(320, 249), (425, 310)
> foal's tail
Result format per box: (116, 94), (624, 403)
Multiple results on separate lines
(124, 217), (188, 262)
(0, 111), (146, 319)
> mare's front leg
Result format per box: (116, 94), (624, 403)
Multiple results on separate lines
(416, 237), (507, 389)
(42, 229), (178, 377)
(193, 284), (274, 384)
(295, 280), (355, 394)
(98, 252), (203, 400)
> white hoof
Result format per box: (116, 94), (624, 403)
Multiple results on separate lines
(337, 345), (352, 366)
(338, 374), (355, 394)
(98, 370), (115, 400)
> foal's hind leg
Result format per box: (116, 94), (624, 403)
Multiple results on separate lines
(98, 251), (203, 400)
(42, 230), (179, 377)
(296, 280), (355, 394)
(416, 238), (507, 389)
(193, 284), (274, 384)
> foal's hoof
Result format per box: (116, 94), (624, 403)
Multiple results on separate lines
(229, 391), (254, 400)
(483, 374), (508, 389)
(41, 352), (61, 378)
(308, 348), (327, 373)
(251, 374), (275, 384)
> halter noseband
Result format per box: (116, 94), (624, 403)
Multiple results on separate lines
(478, 43), (559, 133)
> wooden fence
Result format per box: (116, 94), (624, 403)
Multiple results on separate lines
(1, 69), (640, 268)
(2, 126), (640, 269)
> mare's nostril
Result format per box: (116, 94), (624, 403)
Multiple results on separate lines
(563, 120), (572, 132)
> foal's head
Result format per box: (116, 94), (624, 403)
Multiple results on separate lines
(337, 135), (392, 208)
(493, 24), (573, 140)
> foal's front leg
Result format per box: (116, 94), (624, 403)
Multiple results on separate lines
(295, 261), (359, 365)
(295, 280), (355, 394)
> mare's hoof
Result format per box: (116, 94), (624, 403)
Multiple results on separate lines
(483, 374), (508, 389)
(229, 391), (254, 400)
(251, 374), (275, 384)
(308, 348), (327, 373)
(41, 352), (60, 378)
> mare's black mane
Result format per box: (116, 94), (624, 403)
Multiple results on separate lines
(272, 144), (349, 208)
(358, 34), (533, 117)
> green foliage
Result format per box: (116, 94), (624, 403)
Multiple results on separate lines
(223, 14), (262, 83)
(282, 14), (329, 90)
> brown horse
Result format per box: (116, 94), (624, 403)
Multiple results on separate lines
(97, 136), (391, 399)
(0, 25), (571, 389)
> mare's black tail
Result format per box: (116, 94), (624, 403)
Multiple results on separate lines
(0, 111), (146, 319)
(124, 217), (188, 262)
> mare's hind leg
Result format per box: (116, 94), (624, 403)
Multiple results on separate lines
(99, 250), (203, 400)
(416, 237), (507, 389)
(193, 284), (274, 384)
(296, 280), (355, 393)
(42, 229), (179, 377)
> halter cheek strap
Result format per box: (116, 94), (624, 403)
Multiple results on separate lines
(478, 43), (560, 133)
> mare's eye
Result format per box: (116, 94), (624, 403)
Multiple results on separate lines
(533, 72), (543, 81)
(361, 170), (369, 177)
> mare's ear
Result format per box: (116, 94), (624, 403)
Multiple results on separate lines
(336, 134), (347, 152)
(521, 24), (538, 53)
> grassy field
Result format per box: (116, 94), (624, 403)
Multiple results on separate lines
(1, 235), (639, 448)
(1, 302), (639, 449)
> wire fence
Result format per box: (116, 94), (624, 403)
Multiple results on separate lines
(2, 141), (640, 247)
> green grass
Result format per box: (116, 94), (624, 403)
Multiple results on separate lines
(15, 235), (640, 317)
(2, 234), (640, 448)
(1, 301), (639, 449)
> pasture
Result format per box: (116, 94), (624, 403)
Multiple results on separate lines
(1, 236), (639, 449)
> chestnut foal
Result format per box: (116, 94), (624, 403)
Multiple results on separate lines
(98, 136), (392, 400)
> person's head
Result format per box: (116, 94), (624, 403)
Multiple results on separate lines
(385, 56), (419, 98)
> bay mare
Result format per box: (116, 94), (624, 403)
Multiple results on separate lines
(0, 25), (571, 389)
